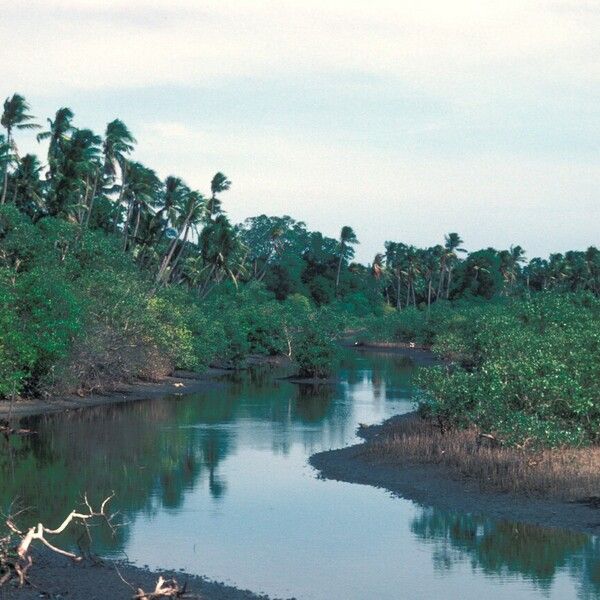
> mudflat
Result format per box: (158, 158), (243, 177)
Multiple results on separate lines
(310, 415), (600, 536)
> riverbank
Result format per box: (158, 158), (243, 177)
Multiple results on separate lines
(0, 372), (220, 420)
(310, 413), (600, 536)
(0, 355), (293, 420)
(1, 549), (288, 600)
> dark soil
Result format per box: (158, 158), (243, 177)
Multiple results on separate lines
(0, 550), (290, 599)
(310, 415), (600, 536)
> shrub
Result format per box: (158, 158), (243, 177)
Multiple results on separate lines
(416, 293), (600, 447)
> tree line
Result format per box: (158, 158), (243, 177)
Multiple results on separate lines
(1, 93), (598, 310)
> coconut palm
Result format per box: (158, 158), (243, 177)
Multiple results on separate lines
(1, 94), (40, 204)
(36, 107), (75, 180)
(0, 135), (13, 196)
(198, 214), (239, 297)
(11, 154), (44, 217)
(385, 241), (407, 309)
(207, 172), (231, 219)
(121, 162), (162, 251)
(335, 225), (359, 295)
(47, 128), (102, 219)
(103, 119), (136, 230)
(443, 233), (466, 299)
(155, 190), (205, 286)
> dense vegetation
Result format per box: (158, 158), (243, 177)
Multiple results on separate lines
(0, 93), (598, 447)
(413, 295), (599, 447)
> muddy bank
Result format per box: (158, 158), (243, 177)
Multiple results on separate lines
(352, 341), (431, 351)
(310, 415), (600, 536)
(0, 354), (292, 420)
(0, 372), (221, 420)
(1, 549), (289, 600)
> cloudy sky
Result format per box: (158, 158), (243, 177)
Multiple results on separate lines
(4, 0), (599, 262)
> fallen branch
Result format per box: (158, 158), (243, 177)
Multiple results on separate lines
(133, 576), (192, 599)
(1, 493), (116, 588)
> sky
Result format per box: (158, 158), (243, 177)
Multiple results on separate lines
(2, 0), (599, 263)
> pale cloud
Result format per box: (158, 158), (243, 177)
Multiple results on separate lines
(3, 1), (599, 260)
(136, 121), (599, 262)
(4, 1), (599, 94)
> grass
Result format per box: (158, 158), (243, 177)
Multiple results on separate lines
(365, 414), (600, 501)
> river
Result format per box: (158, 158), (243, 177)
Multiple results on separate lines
(2, 349), (599, 599)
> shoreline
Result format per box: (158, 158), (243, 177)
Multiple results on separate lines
(3, 550), (288, 600)
(0, 355), (293, 420)
(0, 344), (428, 421)
(0, 372), (221, 420)
(310, 414), (600, 536)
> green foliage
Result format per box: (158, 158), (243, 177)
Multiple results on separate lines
(292, 316), (339, 379)
(416, 294), (600, 447)
(0, 93), (597, 455)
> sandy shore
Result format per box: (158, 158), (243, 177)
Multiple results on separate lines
(0, 550), (289, 600)
(310, 414), (600, 536)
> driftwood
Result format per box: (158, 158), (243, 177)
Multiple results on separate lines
(133, 576), (193, 599)
(1, 494), (116, 588)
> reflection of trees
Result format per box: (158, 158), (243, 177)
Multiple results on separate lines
(294, 384), (334, 422)
(411, 508), (600, 598)
(0, 398), (235, 553)
(0, 351), (420, 558)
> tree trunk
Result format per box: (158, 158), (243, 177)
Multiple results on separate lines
(396, 275), (401, 310)
(1, 131), (11, 205)
(437, 266), (445, 299)
(112, 166), (127, 234)
(122, 198), (134, 251)
(11, 175), (18, 204)
(167, 224), (190, 280)
(335, 244), (344, 295)
(427, 279), (432, 316)
(446, 267), (453, 299)
(155, 207), (193, 286)
(84, 171), (99, 230)
(131, 203), (142, 248)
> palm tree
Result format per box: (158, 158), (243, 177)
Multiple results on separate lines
(443, 233), (466, 299)
(169, 193), (206, 278)
(1, 94), (39, 204)
(137, 176), (188, 268)
(154, 176), (187, 243)
(198, 214), (239, 297)
(11, 154), (44, 216)
(404, 245), (420, 307)
(47, 128), (102, 219)
(121, 162), (161, 251)
(423, 246), (443, 314)
(385, 241), (408, 309)
(0, 135), (13, 198)
(155, 190), (205, 287)
(500, 245), (526, 293)
(335, 225), (358, 294)
(103, 119), (136, 230)
(207, 172), (231, 219)
(36, 107), (75, 181)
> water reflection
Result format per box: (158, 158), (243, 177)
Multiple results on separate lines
(412, 508), (600, 599)
(0, 350), (598, 599)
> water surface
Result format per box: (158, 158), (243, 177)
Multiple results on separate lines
(3, 350), (599, 599)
